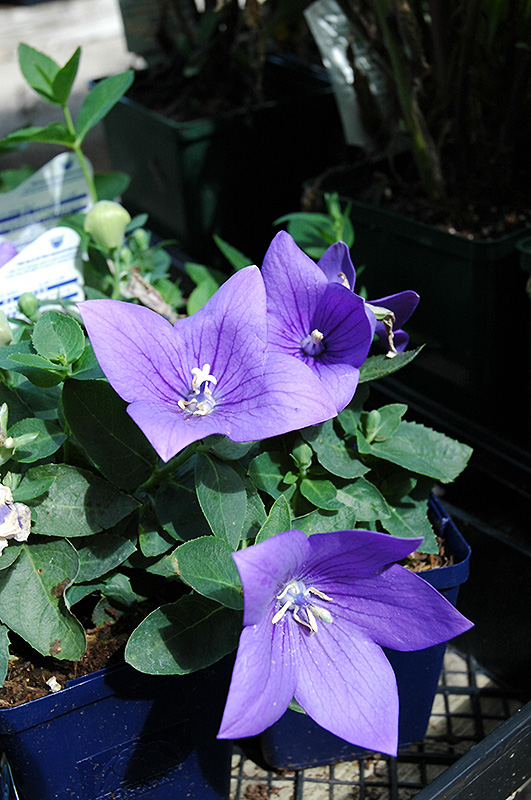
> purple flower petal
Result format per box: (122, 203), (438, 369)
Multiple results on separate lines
(262, 232), (375, 411)
(79, 266), (337, 462)
(317, 241), (356, 289)
(219, 527), (472, 754)
(234, 530), (311, 625)
(293, 617), (399, 753)
(333, 564), (473, 651)
(218, 617), (298, 739)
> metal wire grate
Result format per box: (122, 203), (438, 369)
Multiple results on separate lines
(230, 648), (525, 800)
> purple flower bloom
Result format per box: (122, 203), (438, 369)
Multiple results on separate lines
(218, 529), (472, 755)
(79, 266), (337, 462)
(317, 241), (420, 355)
(261, 232), (375, 412)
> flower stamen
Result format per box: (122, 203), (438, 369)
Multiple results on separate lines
(272, 579), (333, 634)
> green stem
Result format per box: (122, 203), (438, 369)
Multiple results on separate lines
(141, 442), (198, 492)
(62, 105), (98, 203)
(111, 250), (122, 299)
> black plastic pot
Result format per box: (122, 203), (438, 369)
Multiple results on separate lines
(0, 656), (233, 800)
(260, 495), (471, 770)
(308, 164), (531, 445)
(100, 56), (344, 264)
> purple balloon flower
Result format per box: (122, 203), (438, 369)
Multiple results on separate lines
(261, 232), (375, 412)
(317, 241), (420, 355)
(79, 266), (337, 462)
(218, 529), (472, 755)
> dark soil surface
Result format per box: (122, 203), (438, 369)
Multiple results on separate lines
(304, 156), (531, 242)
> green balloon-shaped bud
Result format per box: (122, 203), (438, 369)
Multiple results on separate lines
(84, 201), (131, 251)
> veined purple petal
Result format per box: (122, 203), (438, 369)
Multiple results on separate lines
(332, 564), (473, 651)
(262, 233), (375, 412)
(218, 616), (298, 739)
(293, 616), (399, 754)
(79, 267), (336, 461)
(219, 527), (472, 751)
(233, 529), (311, 625)
(302, 529), (423, 583)
(317, 241), (356, 289)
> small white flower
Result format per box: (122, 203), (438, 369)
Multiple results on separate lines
(0, 483), (31, 555)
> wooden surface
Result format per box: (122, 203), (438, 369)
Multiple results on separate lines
(0, 0), (133, 172)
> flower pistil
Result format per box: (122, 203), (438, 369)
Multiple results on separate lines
(178, 363), (218, 416)
(300, 329), (325, 358)
(272, 579), (333, 634)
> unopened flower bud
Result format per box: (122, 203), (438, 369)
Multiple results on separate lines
(131, 228), (150, 250)
(0, 310), (13, 346)
(18, 292), (39, 322)
(84, 201), (131, 251)
(0, 483), (31, 555)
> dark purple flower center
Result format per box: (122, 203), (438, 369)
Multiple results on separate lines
(177, 363), (218, 417)
(272, 579), (333, 634)
(300, 329), (325, 358)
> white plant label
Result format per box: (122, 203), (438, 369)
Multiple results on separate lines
(0, 226), (84, 319)
(0, 152), (92, 250)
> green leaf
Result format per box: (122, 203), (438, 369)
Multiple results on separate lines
(186, 278), (219, 315)
(256, 494), (292, 543)
(294, 505), (357, 535)
(32, 311), (85, 365)
(5, 352), (69, 386)
(207, 436), (255, 461)
(0, 382), (33, 426)
(0, 123), (75, 148)
(28, 463), (139, 537)
(360, 403), (408, 443)
(356, 421), (473, 483)
(300, 478), (343, 510)
(337, 477), (391, 521)
(247, 451), (296, 500)
(171, 536), (243, 609)
(359, 347), (424, 383)
(302, 420), (369, 479)
(12, 474), (55, 503)
(18, 43), (60, 103)
(74, 71), (134, 142)
(153, 468), (211, 542)
(52, 46), (81, 105)
(62, 379), (157, 490)
(240, 474), (267, 540)
(0, 539), (86, 660)
(213, 235), (253, 271)
(0, 542), (24, 571)
(0, 625), (9, 687)
(8, 417), (66, 462)
(70, 343), (105, 380)
(381, 497), (438, 553)
(101, 571), (145, 607)
(94, 170), (131, 201)
(74, 534), (137, 582)
(195, 454), (247, 549)
(124, 594), (242, 674)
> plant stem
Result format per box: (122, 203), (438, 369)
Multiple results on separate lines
(141, 443), (198, 491)
(62, 104), (98, 204)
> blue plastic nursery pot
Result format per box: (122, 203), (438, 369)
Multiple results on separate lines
(0, 655), (233, 800)
(260, 495), (471, 770)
